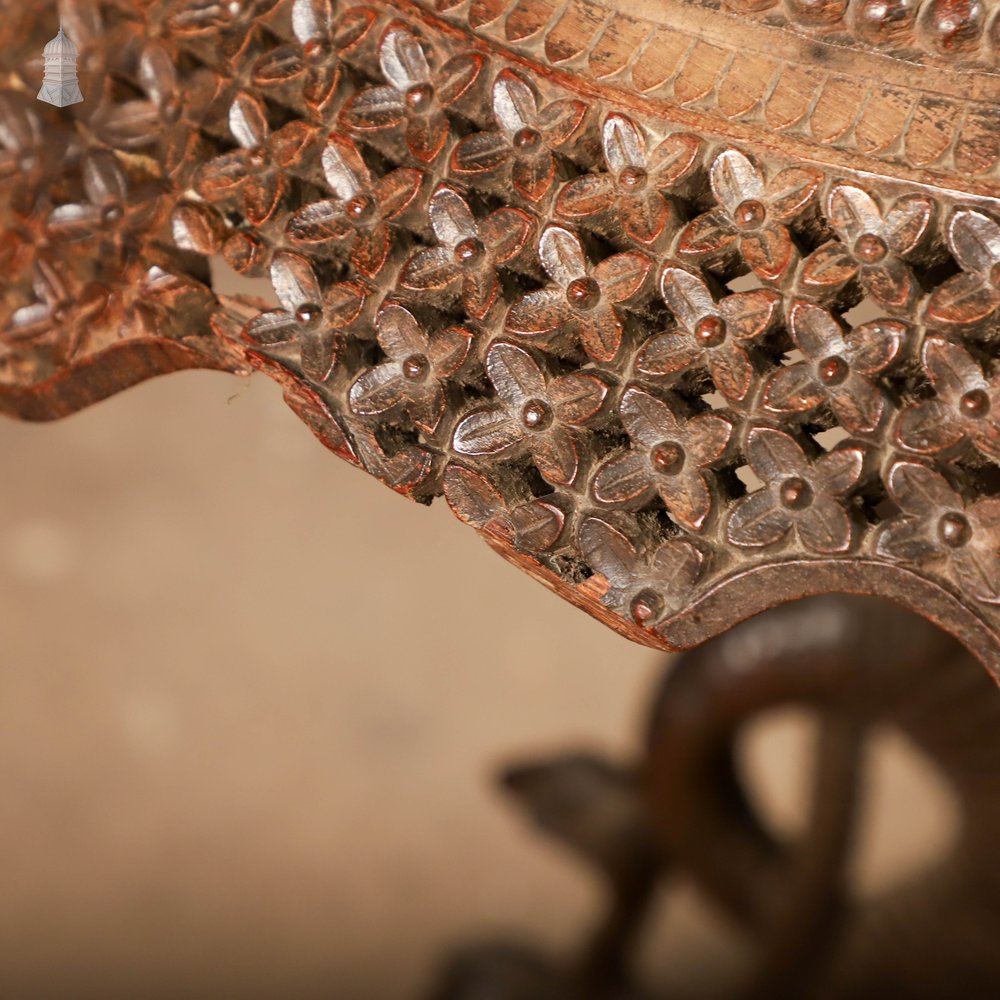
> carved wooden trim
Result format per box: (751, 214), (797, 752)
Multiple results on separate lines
(3, 0), (1000, 676)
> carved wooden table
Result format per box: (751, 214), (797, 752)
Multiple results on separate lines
(3, 0), (1000, 995)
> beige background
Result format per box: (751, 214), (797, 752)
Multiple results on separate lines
(0, 307), (958, 998)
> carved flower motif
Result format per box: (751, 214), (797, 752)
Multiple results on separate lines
(578, 517), (704, 629)
(243, 251), (367, 382)
(877, 461), (1000, 604)
(2, 253), (107, 366)
(348, 303), (471, 434)
(727, 427), (864, 554)
(591, 388), (732, 532)
(46, 150), (162, 258)
(452, 342), (607, 486)
(0, 92), (59, 216)
(801, 184), (933, 311)
(896, 337), (1000, 463)
(637, 265), (781, 401)
(194, 92), (317, 226)
(291, 0), (377, 115)
(678, 148), (821, 282)
(286, 133), (423, 279)
(340, 23), (483, 163)
(451, 69), (587, 204)
(443, 463), (565, 553)
(555, 114), (700, 246)
(506, 225), (651, 362)
(762, 302), (904, 434)
(926, 209), (1000, 327)
(399, 185), (534, 320)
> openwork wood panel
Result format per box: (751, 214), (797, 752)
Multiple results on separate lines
(3, 0), (1000, 672)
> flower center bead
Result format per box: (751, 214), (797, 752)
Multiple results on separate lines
(303, 38), (329, 62)
(101, 203), (123, 224)
(521, 398), (552, 430)
(617, 166), (648, 192)
(938, 511), (972, 548)
(818, 355), (849, 385)
(651, 442), (685, 475)
(779, 476), (813, 510)
(405, 83), (434, 113)
(345, 194), (374, 221)
(960, 388), (990, 418)
(565, 277), (601, 311)
(453, 237), (485, 268)
(854, 233), (888, 263)
(402, 354), (429, 380)
(247, 146), (269, 168)
(513, 127), (541, 152)
(295, 302), (323, 326)
(226, 0), (242, 16)
(694, 315), (726, 347)
(630, 589), (663, 627)
(734, 199), (766, 230)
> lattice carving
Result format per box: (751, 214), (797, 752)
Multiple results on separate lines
(3, 0), (1000, 672)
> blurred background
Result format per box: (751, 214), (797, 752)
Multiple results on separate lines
(0, 273), (961, 999)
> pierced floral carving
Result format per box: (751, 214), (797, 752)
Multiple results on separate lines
(443, 463), (565, 552)
(340, 22), (484, 163)
(801, 184), (933, 311)
(878, 461), (1000, 604)
(286, 133), (423, 280)
(194, 92), (318, 227)
(451, 68), (588, 204)
(896, 337), (1000, 462)
(591, 388), (732, 533)
(243, 251), (368, 382)
(926, 209), (1000, 328)
(637, 265), (781, 401)
(578, 517), (705, 628)
(678, 148), (821, 283)
(555, 114), (700, 246)
(399, 184), (534, 319)
(349, 302), (472, 433)
(506, 225), (651, 362)
(763, 302), (905, 434)
(727, 427), (864, 554)
(452, 341), (607, 486)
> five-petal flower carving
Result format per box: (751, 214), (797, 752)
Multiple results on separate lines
(678, 148), (821, 283)
(243, 251), (367, 382)
(452, 342), (607, 486)
(801, 184), (933, 311)
(591, 388), (732, 532)
(340, 23), (483, 163)
(286, 133), (423, 279)
(578, 517), (705, 629)
(399, 184), (534, 319)
(506, 225), (651, 362)
(637, 265), (781, 401)
(555, 114), (700, 246)
(763, 302), (904, 434)
(877, 461), (1000, 604)
(349, 303), (472, 434)
(451, 69), (587, 204)
(726, 427), (864, 554)
(194, 91), (317, 226)
(896, 337), (1000, 463)
(926, 209), (1000, 328)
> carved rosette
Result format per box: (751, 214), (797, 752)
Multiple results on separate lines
(3, 0), (1000, 672)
